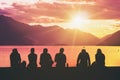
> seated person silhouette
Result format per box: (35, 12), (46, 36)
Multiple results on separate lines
(27, 48), (37, 69)
(77, 49), (91, 69)
(10, 48), (21, 68)
(55, 48), (66, 68)
(92, 48), (105, 68)
(40, 48), (53, 68)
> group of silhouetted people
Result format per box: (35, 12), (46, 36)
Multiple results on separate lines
(10, 48), (67, 69)
(10, 48), (105, 70)
(77, 49), (105, 70)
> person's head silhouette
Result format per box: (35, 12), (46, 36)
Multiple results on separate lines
(60, 48), (64, 53)
(97, 48), (102, 53)
(31, 48), (35, 53)
(21, 61), (26, 68)
(43, 48), (48, 53)
(81, 49), (86, 53)
(12, 48), (18, 53)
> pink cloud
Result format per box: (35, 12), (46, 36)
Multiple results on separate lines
(0, 9), (10, 15)
(1, 0), (120, 24)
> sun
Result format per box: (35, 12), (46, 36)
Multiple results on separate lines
(68, 12), (89, 29)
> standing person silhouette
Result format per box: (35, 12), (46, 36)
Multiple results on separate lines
(77, 49), (91, 69)
(95, 48), (105, 67)
(27, 48), (37, 69)
(55, 48), (66, 68)
(40, 48), (53, 68)
(10, 48), (21, 68)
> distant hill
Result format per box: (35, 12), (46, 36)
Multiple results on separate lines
(98, 31), (120, 46)
(98, 34), (112, 45)
(32, 25), (100, 45)
(0, 15), (100, 45)
(0, 15), (35, 45)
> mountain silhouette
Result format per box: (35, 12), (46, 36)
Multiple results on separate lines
(98, 31), (120, 46)
(32, 25), (100, 45)
(0, 15), (35, 45)
(0, 15), (99, 45)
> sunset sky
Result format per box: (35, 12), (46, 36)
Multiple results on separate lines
(0, 0), (120, 37)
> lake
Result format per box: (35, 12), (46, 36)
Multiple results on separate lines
(0, 46), (120, 67)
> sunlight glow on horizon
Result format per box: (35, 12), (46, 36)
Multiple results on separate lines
(62, 20), (120, 38)
(29, 19), (120, 38)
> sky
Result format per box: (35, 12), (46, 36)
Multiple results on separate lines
(0, 0), (120, 38)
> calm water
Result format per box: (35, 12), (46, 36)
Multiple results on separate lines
(0, 46), (120, 67)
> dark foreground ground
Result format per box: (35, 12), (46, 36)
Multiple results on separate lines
(0, 67), (120, 80)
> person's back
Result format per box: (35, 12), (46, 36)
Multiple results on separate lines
(40, 48), (53, 68)
(79, 52), (89, 66)
(27, 48), (37, 69)
(55, 48), (66, 67)
(28, 53), (37, 67)
(77, 49), (90, 68)
(10, 48), (21, 68)
(95, 49), (105, 67)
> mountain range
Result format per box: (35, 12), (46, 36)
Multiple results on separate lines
(0, 15), (119, 45)
(98, 31), (120, 46)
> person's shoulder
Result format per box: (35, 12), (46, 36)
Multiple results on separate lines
(33, 53), (37, 57)
(63, 54), (66, 58)
(96, 53), (99, 55)
(46, 53), (50, 55)
(28, 53), (30, 56)
(10, 52), (13, 55)
(34, 53), (37, 56)
(102, 53), (105, 56)
(43, 53), (50, 56)
(40, 53), (44, 56)
(86, 52), (89, 55)
(79, 52), (82, 55)
(18, 53), (20, 55)
(102, 53), (104, 54)
(63, 53), (66, 56)
(55, 53), (59, 57)
(10, 53), (13, 57)
(56, 53), (59, 55)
